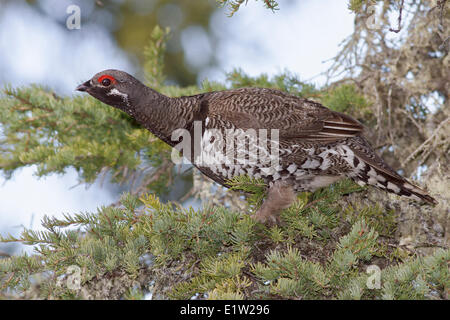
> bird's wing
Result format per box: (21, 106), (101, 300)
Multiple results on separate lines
(204, 88), (364, 143)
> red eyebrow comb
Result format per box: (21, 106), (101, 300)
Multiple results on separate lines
(98, 75), (117, 83)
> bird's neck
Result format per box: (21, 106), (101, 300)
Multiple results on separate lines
(128, 86), (198, 146)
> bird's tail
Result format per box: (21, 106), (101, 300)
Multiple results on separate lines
(346, 142), (437, 205)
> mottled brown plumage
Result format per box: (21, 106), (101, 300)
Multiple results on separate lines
(77, 70), (437, 224)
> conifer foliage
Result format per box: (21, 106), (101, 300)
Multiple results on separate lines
(0, 2), (449, 300)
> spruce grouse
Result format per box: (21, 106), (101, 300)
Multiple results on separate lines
(76, 70), (437, 224)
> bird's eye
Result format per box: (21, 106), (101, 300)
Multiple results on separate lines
(102, 78), (111, 87)
(98, 75), (116, 86)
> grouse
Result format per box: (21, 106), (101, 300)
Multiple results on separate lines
(76, 69), (437, 224)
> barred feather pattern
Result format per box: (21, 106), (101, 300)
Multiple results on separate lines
(186, 89), (437, 205)
(79, 70), (438, 206)
(195, 126), (437, 205)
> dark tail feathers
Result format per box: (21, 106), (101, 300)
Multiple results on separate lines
(350, 152), (437, 205)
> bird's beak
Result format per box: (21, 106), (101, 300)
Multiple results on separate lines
(76, 80), (91, 92)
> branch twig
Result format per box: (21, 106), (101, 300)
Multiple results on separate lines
(401, 117), (449, 166)
(389, 0), (405, 33)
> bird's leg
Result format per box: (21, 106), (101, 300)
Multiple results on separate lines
(251, 181), (296, 226)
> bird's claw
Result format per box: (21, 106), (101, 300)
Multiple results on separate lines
(250, 210), (282, 227)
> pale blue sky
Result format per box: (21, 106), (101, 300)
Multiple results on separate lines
(0, 0), (354, 252)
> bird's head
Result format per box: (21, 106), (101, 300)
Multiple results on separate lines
(76, 69), (141, 111)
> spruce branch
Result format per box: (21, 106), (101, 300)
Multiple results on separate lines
(217, 0), (279, 17)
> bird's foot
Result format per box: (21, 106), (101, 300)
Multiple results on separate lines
(250, 181), (296, 227)
(250, 209), (281, 226)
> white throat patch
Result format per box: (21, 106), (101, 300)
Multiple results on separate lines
(107, 88), (130, 107)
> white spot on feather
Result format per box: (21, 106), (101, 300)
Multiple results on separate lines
(287, 163), (297, 173)
(376, 182), (386, 188)
(387, 182), (400, 193)
(368, 168), (378, 177)
(301, 159), (320, 169)
(294, 169), (308, 178)
(403, 182), (426, 195)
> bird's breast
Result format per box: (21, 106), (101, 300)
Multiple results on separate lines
(188, 127), (351, 191)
